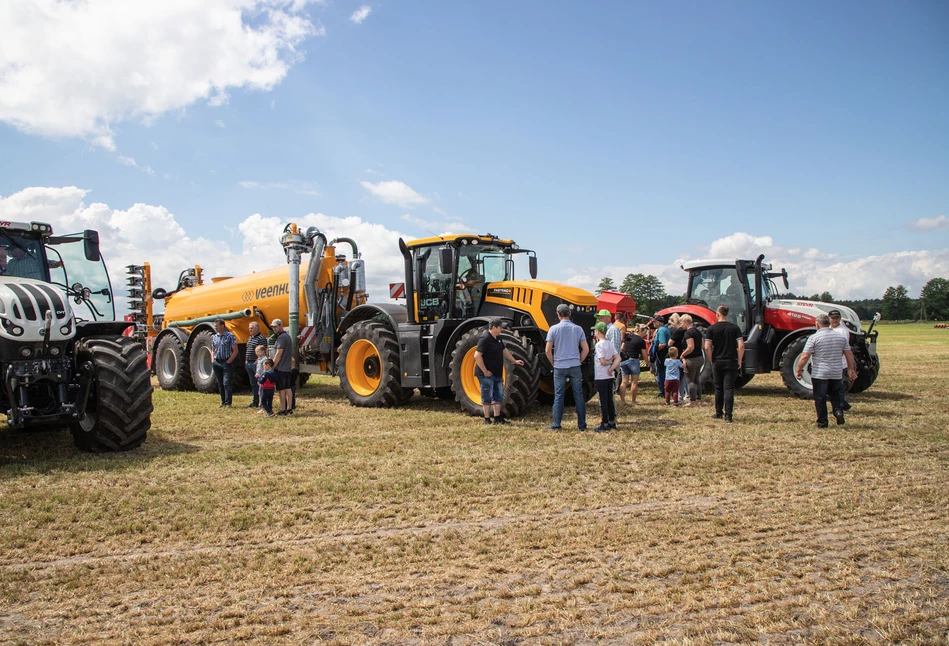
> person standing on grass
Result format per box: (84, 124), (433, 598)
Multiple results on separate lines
(592, 321), (620, 431)
(796, 313), (857, 429)
(271, 319), (294, 416)
(244, 322), (267, 409)
(828, 309), (853, 412)
(667, 313), (688, 403)
(545, 304), (590, 431)
(649, 315), (671, 398)
(257, 359), (278, 417)
(703, 305), (744, 423)
(619, 325), (648, 406)
(598, 309), (622, 394)
(253, 344), (269, 413)
(474, 319), (525, 426)
(679, 315), (704, 405)
(664, 346), (684, 406)
(211, 319), (238, 408)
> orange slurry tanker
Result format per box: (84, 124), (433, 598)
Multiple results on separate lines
(143, 225), (600, 419)
(148, 226), (365, 393)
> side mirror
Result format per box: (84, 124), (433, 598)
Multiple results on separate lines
(439, 246), (453, 275)
(873, 312), (881, 322)
(781, 268), (789, 290)
(83, 229), (101, 262)
(529, 255), (538, 279)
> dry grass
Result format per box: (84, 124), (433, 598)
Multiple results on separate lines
(1, 324), (947, 645)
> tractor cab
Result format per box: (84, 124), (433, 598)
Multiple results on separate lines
(400, 234), (537, 323)
(684, 257), (787, 334)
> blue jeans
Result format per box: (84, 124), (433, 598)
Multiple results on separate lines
(245, 362), (259, 406)
(552, 365), (586, 429)
(478, 375), (504, 404)
(653, 358), (667, 396)
(212, 360), (234, 405)
(812, 377), (842, 426)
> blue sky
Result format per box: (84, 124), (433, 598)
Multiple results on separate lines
(1, 0), (947, 301)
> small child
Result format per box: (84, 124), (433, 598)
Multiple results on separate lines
(257, 359), (277, 417)
(664, 347), (683, 406)
(254, 344), (269, 413)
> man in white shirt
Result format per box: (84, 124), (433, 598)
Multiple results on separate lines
(828, 309), (852, 412)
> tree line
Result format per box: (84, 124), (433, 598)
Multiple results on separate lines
(595, 274), (683, 319)
(780, 277), (949, 320)
(597, 274), (949, 322)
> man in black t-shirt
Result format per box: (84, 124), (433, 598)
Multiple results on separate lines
(619, 327), (648, 405)
(703, 305), (745, 422)
(474, 319), (525, 425)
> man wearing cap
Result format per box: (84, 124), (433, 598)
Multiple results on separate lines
(270, 319), (294, 415)
(211, 319), (239, 408)
(474, 319), (525, 425)
(545, 304), (590, 430)
(796, 313), (856, 428)
(828, 309), (853, 412)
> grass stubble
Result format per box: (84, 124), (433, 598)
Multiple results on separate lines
(1, 324), (947, 644)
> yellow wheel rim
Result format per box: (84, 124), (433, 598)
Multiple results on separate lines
(346, 338), (382, 397)
(461, 345), (505, 404)
(539, 378), (555, 395)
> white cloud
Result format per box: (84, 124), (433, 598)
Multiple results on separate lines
(350, 5), (372, 24)
(910, 214), (949, 231)
(215, 119), (226, 129)
(360, 180), (430, 207)
(400, 213), (475, 234)
(566, 231), (949, 301)
(0, 1), (324, 149)
(0, 187), (410, 312)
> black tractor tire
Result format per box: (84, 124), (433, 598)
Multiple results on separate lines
(72, 337), (153, 452)
(780, 335), (815, 400)
(154, 334), (194, 391)
(189, 330), (218, 394)
(848, 350), (880, 394)
(449, 328), (539, 417)
(337, 320), (408, 407)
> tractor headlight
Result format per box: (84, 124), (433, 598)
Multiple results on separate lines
(50, 347), (61, 356)
(60, 325), (71, 335)
(20, 347), (32, 357)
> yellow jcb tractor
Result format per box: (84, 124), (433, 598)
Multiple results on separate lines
(336, 233), (598, 417)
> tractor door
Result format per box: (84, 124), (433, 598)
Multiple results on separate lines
(413, 246), (453, 323)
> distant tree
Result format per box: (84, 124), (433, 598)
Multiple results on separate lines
(595, 277), (616, 296)
(919, 277), (949, 320)
(881, 285), (913, 320)
(819, 291), (834, 303)
(620, 273), (668, 316)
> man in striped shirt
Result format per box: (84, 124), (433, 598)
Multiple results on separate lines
(796, 313), (857, 428)
(244, 322), (268, 408)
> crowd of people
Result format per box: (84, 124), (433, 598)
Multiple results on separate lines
(212, 305), (855, 432)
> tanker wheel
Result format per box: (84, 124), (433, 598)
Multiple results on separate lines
(155, 334), (194, 391)
(337, 320), (407, 407)
(189, 330), (218, 394)
(72, 337), (153, 452)
(449, 327), (539, 418)
(780, 335), (815, 400)
(735, 373), (754, 389)
(848, 352), (880, 394)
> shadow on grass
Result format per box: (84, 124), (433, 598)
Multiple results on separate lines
(0, 427), (199, 475)
(854, 391), (915, 402)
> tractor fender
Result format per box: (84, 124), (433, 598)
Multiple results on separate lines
(151, 327), (191, 370)
(338, 303), (408, 339)
(656, 305), (715, 326)
(772, 327), (815, 371)
(436, 316), (504, 370)
(75, 320), (134, 340)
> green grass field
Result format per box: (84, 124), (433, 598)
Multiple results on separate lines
(1, 324), (947, 644)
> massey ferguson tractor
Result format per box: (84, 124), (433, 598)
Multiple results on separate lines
(149, 227), (598, 418)
(0, 221), (152, 451)
(656, 255), (880, 399)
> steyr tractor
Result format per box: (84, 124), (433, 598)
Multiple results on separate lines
(0, 221), (152, 451)
(336, 233), (599, 417)
(656, 255), (880, 399)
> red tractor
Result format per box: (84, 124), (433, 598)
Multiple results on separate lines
(656, 255), (880, 399)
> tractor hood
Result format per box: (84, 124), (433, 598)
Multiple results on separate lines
(766, 299), (863, 334)
(0, 277), (76, 343)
